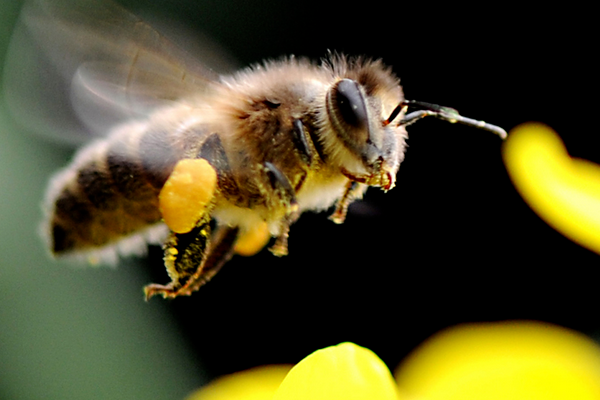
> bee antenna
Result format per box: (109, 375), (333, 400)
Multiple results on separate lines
(385, 100), (507, 139)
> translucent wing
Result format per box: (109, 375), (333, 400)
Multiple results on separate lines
(3, 0), (235, 145)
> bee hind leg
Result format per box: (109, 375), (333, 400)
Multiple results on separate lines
(178, 224), (239, 295)
(144, 215), (239, 300)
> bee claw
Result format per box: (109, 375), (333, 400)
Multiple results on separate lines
(143, 283), (178, 301)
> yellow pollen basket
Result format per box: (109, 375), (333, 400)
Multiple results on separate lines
(159, 159), (217, 234)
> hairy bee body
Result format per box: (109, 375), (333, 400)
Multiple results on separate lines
(13, 0), (503, 299)
(45, 57), (408, 296)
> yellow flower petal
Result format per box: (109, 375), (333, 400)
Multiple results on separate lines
(186, 365), (292, 400)
(272, 342), (400, 400)
(395, 321), (600, 400)
(503, 123), (600, 254)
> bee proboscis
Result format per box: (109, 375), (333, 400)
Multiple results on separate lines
(8, 0), (506, 300)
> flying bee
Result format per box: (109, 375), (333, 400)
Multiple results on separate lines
(7, 0), (507, 300)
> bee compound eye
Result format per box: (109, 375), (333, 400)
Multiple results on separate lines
(331, 79), (369, 132)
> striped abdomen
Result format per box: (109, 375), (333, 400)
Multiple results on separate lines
(46, 117), (212, 256)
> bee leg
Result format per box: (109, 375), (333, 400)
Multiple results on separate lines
(291, 119), (313, 166)
(143, 215), (239, 300)
(269, 220), (291, 257)
(264, 162), (298, 211)
(174, 224), (239, 295)
(144, 214), (211, 300)
(329, 181), (363, 224)
(341, 167), (394, 191)
(263, 162), (299, 257)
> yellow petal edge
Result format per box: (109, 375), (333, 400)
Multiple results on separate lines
(186, 365), (292, 400)
(503, 122), (600, 254)
(273, 342), (400, 400)
(395, 321), (600, 400)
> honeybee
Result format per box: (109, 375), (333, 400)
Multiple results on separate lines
(8, 0), (506, 300)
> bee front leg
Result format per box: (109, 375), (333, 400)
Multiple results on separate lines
(341, 167), (394, 191)
(329, 181), (364, 224)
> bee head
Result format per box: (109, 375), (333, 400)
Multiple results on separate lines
(325, 77), (407, 190)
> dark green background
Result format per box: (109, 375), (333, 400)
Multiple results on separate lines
(2, 1), (598, 399)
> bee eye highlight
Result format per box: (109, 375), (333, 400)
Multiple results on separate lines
(332, 79), (368, 131)
(327, 78), (371, 149)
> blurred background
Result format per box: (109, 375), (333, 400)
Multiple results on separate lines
(1, 1), (598, 399)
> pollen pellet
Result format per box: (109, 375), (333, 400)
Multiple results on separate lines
(159, 159), (217, 234)
(234, 221), (271, 256)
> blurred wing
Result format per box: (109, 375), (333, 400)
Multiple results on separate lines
(3, 0), (234, 145)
